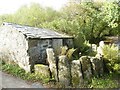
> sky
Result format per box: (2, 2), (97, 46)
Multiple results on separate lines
(0, 0), (68, 15)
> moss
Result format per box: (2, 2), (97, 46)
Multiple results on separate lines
(72, 76), (80, 86)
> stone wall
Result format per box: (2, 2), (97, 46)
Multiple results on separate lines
(45, 48), (105, 87)
(0, 26), (31, 72)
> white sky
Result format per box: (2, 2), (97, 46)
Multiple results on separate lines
(0, 0), (68, 15)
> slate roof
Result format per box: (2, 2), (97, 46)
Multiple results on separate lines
(2, 22), (73, 39)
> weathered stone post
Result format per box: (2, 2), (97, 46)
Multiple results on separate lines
(79, 56), (92, 80)
(71, 60), (83, 87)
(90, 57), (103, 77)
(46, 48), (58, 81)
(58, 55), (71, 87)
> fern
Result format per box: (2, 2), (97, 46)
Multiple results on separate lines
(103, 44), (119, 72)
(66, 48), (76, 60)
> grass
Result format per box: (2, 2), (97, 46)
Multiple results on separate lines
(1, 60), (120, 88)
(88, 73), (120, 88)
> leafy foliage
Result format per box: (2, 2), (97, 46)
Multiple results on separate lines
(103, 44), (120, 73)
(66, 48), (76, 60)
(88, 73), (120, 88)
(60, 46), (68, 55)
(99, 2), (119, 28)
(60, 46), (76, 60)
(0, 3), (60, 27)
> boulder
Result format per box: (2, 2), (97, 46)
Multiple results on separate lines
(34, 64), (50, 78)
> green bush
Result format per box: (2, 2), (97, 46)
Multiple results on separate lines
(103, 44), (120, 73)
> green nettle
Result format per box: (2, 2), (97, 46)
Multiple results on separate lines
(103, 44), (120, 73)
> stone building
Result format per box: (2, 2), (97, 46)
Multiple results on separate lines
(0, 22), (73, 72)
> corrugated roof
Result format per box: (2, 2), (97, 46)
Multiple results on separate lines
(2, 22), (73, 39)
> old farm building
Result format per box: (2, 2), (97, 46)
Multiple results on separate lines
(0, 22), (73, 72)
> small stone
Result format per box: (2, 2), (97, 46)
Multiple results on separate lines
(34, 64), (50, 78)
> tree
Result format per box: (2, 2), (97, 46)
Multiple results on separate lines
(59, 1), (119, 43)
(0, 3), (60, 27)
